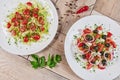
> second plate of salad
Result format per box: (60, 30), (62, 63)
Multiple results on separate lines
(64, 15), (120, 80)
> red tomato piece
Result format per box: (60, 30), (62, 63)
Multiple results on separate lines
(7, 22), (11, 28)
(98, 64), (105, 70)
(108, 53), (113, 60)
(14, 21), (19, 26)
(23, 9), (30, 15)
(83, 28), (91, 34)
(30, 25), (36, 31)
(90, 46), (93, 50)
(22, 19), (28, 25)
(98, 44), (104, 52)
(24, 36), (29, 42)
(15, 12), (23, 20)
(38, 17), (44, 25)
(106, 38), (112, 43)
(11, 30), (16, 36)
(85, 53), (91, 60)
(26, 2), (32, 6)
(32, 34), (40, 41)
(39, 19), (44, 25)
(78, 43), (84, 47)
(40, 26), (45, 31)
(33, 8), (39, 13)
(24, 15), (30, 19)
(94, 55), (100, 60)
(38, 16), (43, 21)
(105, 47), (109, 51)
(20, 26), (26, 32)
(95, 34), (100, 39)
(86, 63), (93, 69)
(110, 41), (116, 48)
(11, 17), (16, 22)
(107, 32), (112, 37)
(33, 13), (38, 18)
(96, 26), (102, 30)
(77, 39), (80, 44)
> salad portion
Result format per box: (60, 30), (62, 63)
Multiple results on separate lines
(73, 25), (117, 70)
(6, 1), (49, 43)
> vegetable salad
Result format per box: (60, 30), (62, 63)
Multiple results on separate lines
(73, 25), (117, 70)
(6, 1), (49, 43)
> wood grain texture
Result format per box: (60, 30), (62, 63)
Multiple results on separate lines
(55, 0), (97, 34)
(95, 0), (120, 22)
(29, 36), (82, 80)
(0, 49), (68, 80)
(51, 0), (57, 3)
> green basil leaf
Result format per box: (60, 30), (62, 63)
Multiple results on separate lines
(31, 54), (39, 62)
(48, 55), (56, 68)
(49, 62), (56, 68)
(39, 56), (46, 68)
(47, 54), (51, 66)
(30, 61), (39, 69)
(54, 55), (62, 63)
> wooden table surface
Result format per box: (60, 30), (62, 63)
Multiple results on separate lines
(0, 0), (120, 80)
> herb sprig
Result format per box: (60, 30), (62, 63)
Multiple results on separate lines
(30, 54), (62, 69)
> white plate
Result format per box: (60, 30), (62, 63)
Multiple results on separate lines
(64, 15), (120, 80)
(0, 0), (58, 55)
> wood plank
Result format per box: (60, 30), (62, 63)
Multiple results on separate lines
(0, 49), (69, 80)
(91, 10), (120, 80)
(55, 0), (97, 34)
(94, 0), (120, 22)
(25, 32), (81, 80)
(51, 0), (57, 4)
(28, 45), (82, 80)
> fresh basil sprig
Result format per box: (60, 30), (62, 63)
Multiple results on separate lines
(30, 54), (62, 69)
